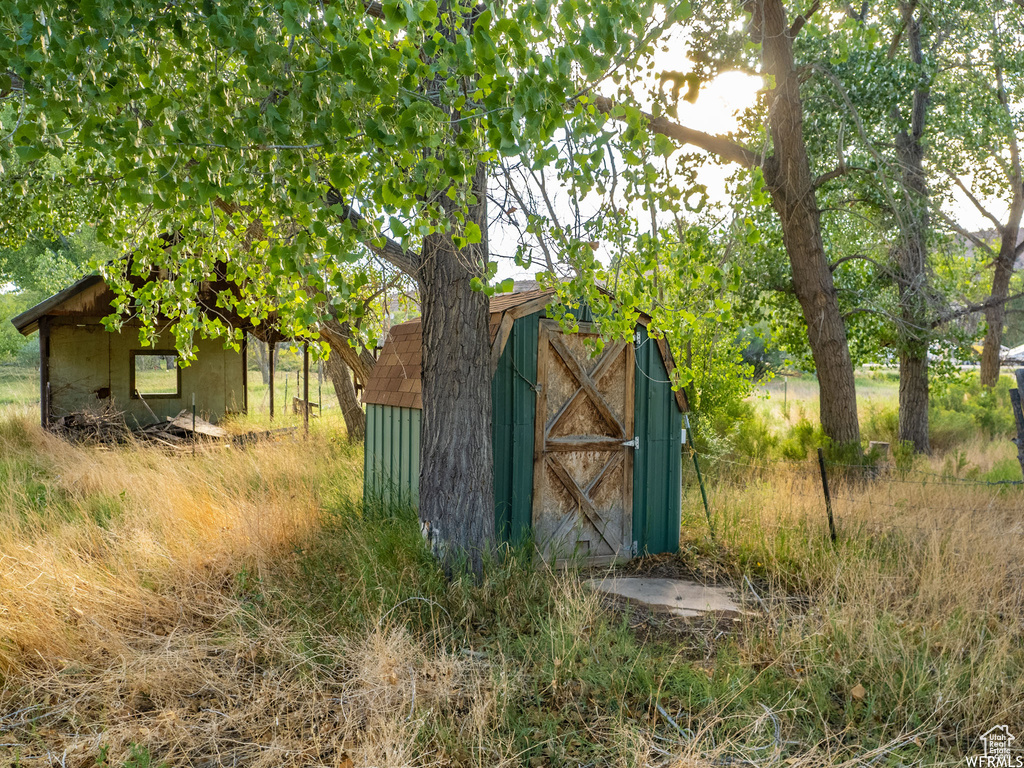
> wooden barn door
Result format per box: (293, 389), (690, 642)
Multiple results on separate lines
(532, 319), (635, 565)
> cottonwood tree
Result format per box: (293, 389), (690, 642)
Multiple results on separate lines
(933, 0), (1024, 387)
(593, 0), (865, 447)
(804, 0), (943, 453)
(1, 0), (686, 572)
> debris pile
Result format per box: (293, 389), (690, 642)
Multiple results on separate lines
(136, 410), (229, 446)
(50, 407), (134, 443)
(51, 408), (229, 447)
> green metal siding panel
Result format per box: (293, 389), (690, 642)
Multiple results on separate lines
(510, 312), (539, 541)
(410, 408), (421, 495)
(491, 311), (539, 545)
(632, 327), (683, 555)
(363, 403), (420, 508)
(492, 342), (513, 540)
(364, 404), (375, 501)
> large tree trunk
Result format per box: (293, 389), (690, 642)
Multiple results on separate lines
(325, 351), (365, 442)
(980, 199), (1024, 387)
(893, 10), (931, 453)
(417, 162), (495, 575)
(756, 0), (861, 447)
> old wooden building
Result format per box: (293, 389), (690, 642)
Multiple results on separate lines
(12, 275), (251, 427)
(361, 289), (688, 565)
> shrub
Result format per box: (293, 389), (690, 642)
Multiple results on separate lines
(892, 440), (920, 476)
(982, 457), (1024, 484)
(730, 404), (779, 460)
(778, 417), (822, 461)
(931, 373), (1016, 440)
(862, 402), (898, 444)
(927, 407), (976, 452)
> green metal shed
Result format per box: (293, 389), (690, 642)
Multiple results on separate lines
(362, 289), (688, 565)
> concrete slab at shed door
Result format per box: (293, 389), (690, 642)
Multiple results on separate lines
(587, 577), (743, 618)
(532, 319), (635, 565)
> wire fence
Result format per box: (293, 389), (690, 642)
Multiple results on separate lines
(681, 446), (1023, 541)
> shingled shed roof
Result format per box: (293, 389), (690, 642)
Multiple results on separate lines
(363, 289), (556, 409)
(361, 287), (688, 412)
(361, 319), (425, 409)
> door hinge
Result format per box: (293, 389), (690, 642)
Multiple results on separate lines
(621, 436), (639, 449)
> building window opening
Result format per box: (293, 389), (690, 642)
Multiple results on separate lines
(131, 350), (181, 398)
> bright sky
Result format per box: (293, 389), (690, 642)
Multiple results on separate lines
(494, 45), (1005, 283)
(493, 64), (763, 282)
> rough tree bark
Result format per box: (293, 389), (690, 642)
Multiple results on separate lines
(417, 161), (495, 575)
(981, 216), (1024, 386)
(597, 0), (863, 448)
(979, 135), (1024, 386)
(324, 350), (365, 442)
(893, 8), (931, 453)
(754, 0), (861, 447)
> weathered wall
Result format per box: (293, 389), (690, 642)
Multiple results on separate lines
(47, 318), (246, 426)
(364, 313), (683, 559)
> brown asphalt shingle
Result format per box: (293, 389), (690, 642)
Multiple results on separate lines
(361, 290), (554, 409)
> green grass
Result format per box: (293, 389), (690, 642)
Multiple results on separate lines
(0, 364), (38, 407)
(1, 367), (1021, 765)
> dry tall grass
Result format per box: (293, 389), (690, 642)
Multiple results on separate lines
(1, 401), (1021, 767)
(686, 453), (1024, 750)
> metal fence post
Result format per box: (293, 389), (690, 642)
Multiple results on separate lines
(684, 414), (714, 538)
(817, 447), (837, 546)
(1010, 369), (1024, 481)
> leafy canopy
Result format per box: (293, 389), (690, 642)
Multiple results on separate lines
(1, 0), (687, 355)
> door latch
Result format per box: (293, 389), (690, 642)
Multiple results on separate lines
(621, 436), (639, 449)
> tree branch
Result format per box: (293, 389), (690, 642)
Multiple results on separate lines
(789, 0), (821, 37)
(887, 0), (919, 59)
(934, 210), (996, 256)
(829, 253), (890, 275)
(325, 190), (421, 277)
(933, 291), (1024, 327)
(843, 307), (900, 323)
(942, 167), (1005, 234)
(593, 95), (759, 169)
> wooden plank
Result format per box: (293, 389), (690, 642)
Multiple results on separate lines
(546, 455), (620, 551)
(39, 316), (49, 428)
(544, 340), (626, 442)
(545, 456), (597, 522)
(547, 334), (625, 439)
(166, 412), (228, 438)
(489, 311), (515, 375)
(508, 294), (554, 320)
(584, 451), (625, 496)
(545, 436), (623, 451)
(303, 343), (310, 436)
(268, 342), (275, 421)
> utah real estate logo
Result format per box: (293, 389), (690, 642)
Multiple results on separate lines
(967, 726), (1022, 767)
